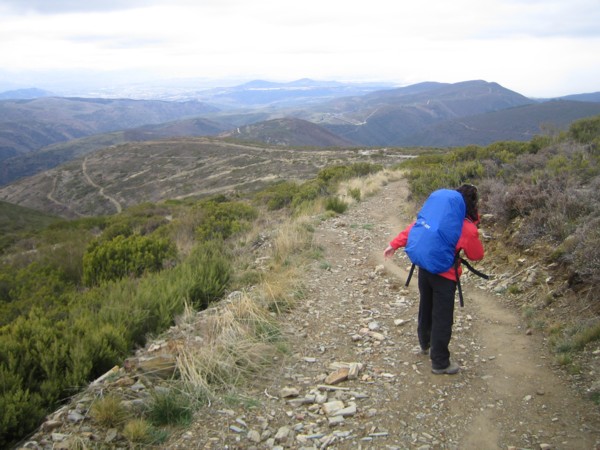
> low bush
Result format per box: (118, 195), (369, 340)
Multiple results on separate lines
(83, 234), (176, 286)
(289, 179), (328, 210)
(569, 115), (600, 145)
(255, 181), (300, 210)
(195, 200), (257, 241)
(325, 197), (349, 214)
(187, 241), (232, 310)
(402, 115), (600, 288)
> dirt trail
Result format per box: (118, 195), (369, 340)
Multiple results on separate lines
(82, 156), (122, 213)
(169, 178), (600, 449)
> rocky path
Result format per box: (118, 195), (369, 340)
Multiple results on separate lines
(168, 178), (600, 449)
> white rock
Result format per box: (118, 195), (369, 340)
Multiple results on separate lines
(274, 426), (290, 442)
(322, 400), (345, 416)
(247, 429), (261, 443)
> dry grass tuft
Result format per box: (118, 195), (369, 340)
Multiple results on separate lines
(177, 292), (282, 394)
(90, 394), (129, 428)
(122, 418), (153, 445)
(338, 169), (402, 203)
(273, 218), (314, 264)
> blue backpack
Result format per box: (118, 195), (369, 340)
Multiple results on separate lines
(405, 189), (466, 274)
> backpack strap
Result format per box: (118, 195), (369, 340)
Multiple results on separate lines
(454, 251), (490, 307)
(459, 257), (490, 280)
(405, 263), (416, 287)
(405, 254), (489, 308)
(454, 254), (465, 307)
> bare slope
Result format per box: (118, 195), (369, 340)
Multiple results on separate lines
(0, 138), (404, 218)
(219, 118), (356, 147)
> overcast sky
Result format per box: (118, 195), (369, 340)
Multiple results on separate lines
(0, 0), (599, 97)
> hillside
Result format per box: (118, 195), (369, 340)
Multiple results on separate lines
(401, 100), (600, 146)
(218, 117), (356, 147)
(19, 177), (600, 449)
(2, 79), (600, 188)
(0, 138), (408, 218)
(297, 80), (534, 146)
(3, 116), (600, 448)
(0, 117), (233, 187)
(0, 200), (60, 252)
(0, 97), (219, 160)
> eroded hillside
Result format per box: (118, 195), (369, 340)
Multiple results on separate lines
(0, 138), (408, 218)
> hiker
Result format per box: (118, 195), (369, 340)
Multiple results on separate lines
(383, 184), (484, 375)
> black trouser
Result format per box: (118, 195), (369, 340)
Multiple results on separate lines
(417, 268), (457, 370)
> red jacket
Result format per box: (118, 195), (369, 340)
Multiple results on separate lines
(389, 219), (484, 282)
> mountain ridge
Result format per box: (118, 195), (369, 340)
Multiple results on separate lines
(1, 79), (599, 189)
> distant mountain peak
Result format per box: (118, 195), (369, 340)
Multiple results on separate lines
(0, 87), (53, 100)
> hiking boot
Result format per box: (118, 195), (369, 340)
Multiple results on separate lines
(431, 361), (460, 375)
(420, 347), (430, 355)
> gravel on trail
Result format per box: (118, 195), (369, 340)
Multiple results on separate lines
(167, 178), (600, 449)
(23, 178), (600, 450)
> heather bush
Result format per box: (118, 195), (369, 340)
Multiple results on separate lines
(569, 115), (600, 144)
(83, 234), (176, 286)
(403, 114), (600, 287)
(187, 241), (232, 310)
(0, 263), (72, 327)
(317, 163), (373, 183)
(0, 366), (45, 449)
(571, 217), (600, 286)
(254, 180), (300, 210)
(195, 200), (257, 241)
(0, 195), (259, 446)
(290, 179), (328, 209)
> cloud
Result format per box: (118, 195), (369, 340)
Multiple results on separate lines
(0, 0), (598, 97)
(0, 0), (160, 13)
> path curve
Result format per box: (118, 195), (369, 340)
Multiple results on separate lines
(82, 156), (122, 213)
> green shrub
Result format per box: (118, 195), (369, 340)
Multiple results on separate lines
(325, 197), (348, 214)
(195, 200), (257, 241)
(0, 263), (71, 326)
(187, 242), (232, 310)
(317, 163), (383, 184)
(569, 115), (600, 144)
(290, 179), (328, 209)
(0, 367), (45, 449)
(83, 234), (175, 286)
(255, 181), (300, 210)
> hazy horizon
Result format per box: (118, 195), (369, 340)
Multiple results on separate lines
(1, 0), (599, 98)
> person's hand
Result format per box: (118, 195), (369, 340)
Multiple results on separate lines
(383, 245), (396, 259)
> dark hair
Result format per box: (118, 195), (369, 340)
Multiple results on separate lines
(456, 184), (479, 222)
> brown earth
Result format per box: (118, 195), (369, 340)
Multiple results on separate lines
(163, 178), (600, 449)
